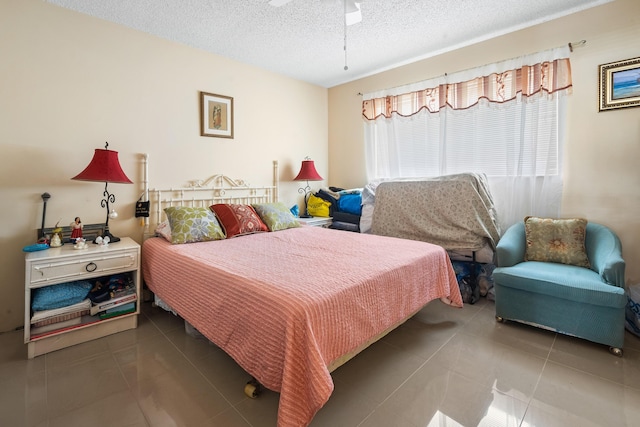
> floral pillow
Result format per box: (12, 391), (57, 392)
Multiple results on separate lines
(210, 204), (269, 238)
(524, 216), (590, 268)
(164, 206), (225, 244)
(252, 202), (300, 231)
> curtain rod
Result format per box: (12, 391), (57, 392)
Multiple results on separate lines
(357, 41), (587, 97)
(568, 39), (587, 52)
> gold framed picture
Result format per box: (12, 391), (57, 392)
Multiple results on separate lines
(200, 92), (234, 138)
(598, 56), (640, 112)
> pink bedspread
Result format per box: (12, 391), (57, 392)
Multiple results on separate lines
(142, 226), (462, 427)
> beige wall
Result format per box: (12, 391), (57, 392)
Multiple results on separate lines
(329, 0), (640, 285)
(0, 0), (328, 332)
(1, 0), (638, 333)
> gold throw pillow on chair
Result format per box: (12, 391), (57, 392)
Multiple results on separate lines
(524, 216), (590, 268)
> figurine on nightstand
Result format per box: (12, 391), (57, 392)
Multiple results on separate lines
(73, 238), (87, 250)
(49, 221), (63, 247)
(70, 217), (83, 240)
(94, 235), (110, 247)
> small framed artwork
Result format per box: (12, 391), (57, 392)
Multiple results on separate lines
(598, 56), (640, 112)
(200, 91), (234, 138)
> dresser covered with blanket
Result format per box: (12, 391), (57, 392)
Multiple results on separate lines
(369, 173), (501, 303)
(370, 173), (500, 261)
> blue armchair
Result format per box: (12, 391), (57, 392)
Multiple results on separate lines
(493, 221), (627, 355)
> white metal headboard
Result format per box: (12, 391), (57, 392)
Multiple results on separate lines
(142, 154), (279, 229)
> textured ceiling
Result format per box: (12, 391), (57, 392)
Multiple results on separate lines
(46, 0), (612, 88)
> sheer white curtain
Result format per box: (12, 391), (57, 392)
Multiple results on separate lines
(362, 46), (572, 233)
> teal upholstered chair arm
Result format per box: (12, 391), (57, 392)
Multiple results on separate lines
(585, 223), (626, 287)
(496, 222), (526, 267)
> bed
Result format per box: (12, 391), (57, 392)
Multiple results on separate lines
(140, 159), (463, 427)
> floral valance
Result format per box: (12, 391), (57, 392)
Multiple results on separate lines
(362, 53), (572, 121)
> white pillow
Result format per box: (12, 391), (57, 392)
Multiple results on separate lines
(155, 220), (172, 242)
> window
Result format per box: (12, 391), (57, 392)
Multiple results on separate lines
(362, 47), (571, 231)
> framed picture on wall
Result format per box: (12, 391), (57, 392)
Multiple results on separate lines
(598, 56), (640, 112)
(200, 92), (234, 138)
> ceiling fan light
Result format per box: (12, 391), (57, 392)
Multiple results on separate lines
(346, 8), (361, 25)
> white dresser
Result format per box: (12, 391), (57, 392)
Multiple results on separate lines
(24, 237), (140, 358)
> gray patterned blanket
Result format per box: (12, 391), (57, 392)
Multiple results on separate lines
(371, 173), (500, 252)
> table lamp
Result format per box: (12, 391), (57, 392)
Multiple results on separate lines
(71, 142), (132, 243)
(293, 157), (323, 218)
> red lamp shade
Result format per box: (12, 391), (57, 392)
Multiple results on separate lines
(72, 147), (132, 184)
(294, 160), (323, 181)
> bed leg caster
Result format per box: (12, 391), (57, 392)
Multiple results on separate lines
(244, 378), (262, 398)
(609, 347), (623, 357)
(495, 316), (505, 323)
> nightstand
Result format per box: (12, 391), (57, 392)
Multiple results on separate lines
(24, 237), (140, 358)
(297, 216), (332, 228)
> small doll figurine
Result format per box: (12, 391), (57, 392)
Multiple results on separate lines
(50, 220), (63, 247)
(70, 217), (83, 240)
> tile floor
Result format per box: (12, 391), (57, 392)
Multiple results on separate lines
(1, 298), (639, 427)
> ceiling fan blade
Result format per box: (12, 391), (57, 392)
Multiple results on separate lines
(268, 0), (293, 6)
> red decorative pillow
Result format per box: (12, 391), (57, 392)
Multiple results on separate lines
(210, 204), (268, 238)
